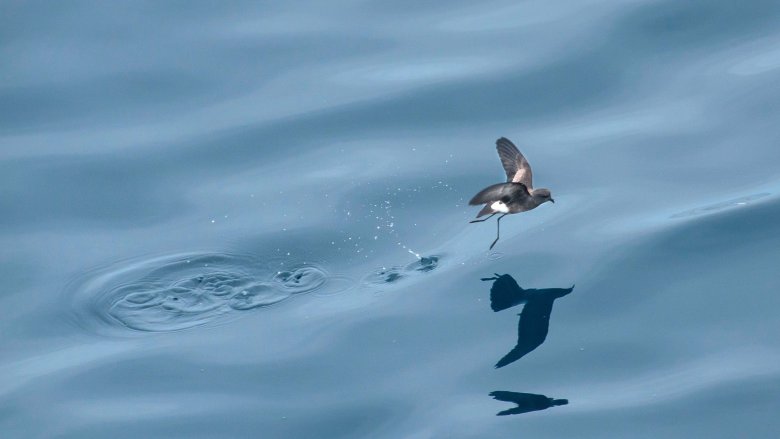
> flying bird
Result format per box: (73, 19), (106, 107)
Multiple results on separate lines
(489, 391), (568, 416)
(469, 137), (554, 250)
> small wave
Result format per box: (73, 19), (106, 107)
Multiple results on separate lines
(66, 252), (350, 334)
(670, 193), (770, 219)
(272, 266), (328, 294)
(487, 251), (504, 261)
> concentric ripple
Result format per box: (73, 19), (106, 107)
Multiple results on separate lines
(364, 255), (441, 286)
(67, 253), (350, 334)
(272, 266), (328, 294)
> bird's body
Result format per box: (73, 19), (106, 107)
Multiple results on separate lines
(472, 182), (546, 217)
(469, 137), (554, 249)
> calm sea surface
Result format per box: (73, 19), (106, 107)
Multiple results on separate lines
(2, 1), (780, 437)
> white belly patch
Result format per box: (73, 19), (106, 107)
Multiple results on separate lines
(490, 201), (509, 213)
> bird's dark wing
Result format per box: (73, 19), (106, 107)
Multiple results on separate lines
(468, 182), (530, 206)
(538, 285), (575, 300)
(496, 137), (533, 188)
(496, 407), (524, 416)
(494, 343), (531, 368)
(516, 296), (555, 347)
(490, 390), (543, 416)
(490, 391), (556, 416)
(489, 391), (536, 403)
(494, 296), (555, 368)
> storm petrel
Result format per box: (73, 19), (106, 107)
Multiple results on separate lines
(469, 137), (554, 250)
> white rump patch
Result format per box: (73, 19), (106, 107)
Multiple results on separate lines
(490, 201), (509, 213)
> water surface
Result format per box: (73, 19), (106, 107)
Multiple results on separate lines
(2, 1), (780, 437)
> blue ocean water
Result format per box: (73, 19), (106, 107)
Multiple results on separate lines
(2, 1), (780, 437)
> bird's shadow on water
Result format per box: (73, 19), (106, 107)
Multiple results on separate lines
(489, 391), (568, 416)
(482, 273), (573, 416)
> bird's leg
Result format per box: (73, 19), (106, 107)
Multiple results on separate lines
(469, 213), (496, 223)
(489, 214), (508, 250)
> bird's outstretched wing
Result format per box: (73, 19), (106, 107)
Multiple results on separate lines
(468, 182), (530, 206)
(489, 391), (525, 402)
(494, 286), (574, 368)
(516, 297), (555, 345)
(494, 296), (555, 368)
(489, 391), (567, 416)
(496, 137), (533, 188)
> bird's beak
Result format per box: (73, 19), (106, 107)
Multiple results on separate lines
(550, 198), (555, 204)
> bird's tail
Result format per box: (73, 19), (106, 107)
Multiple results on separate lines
(551, 399), (568, 406)
(488, 275), (527, 312)
(475, 204), (494, 218)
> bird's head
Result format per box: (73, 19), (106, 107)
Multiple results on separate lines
(532, 188), (554, 204)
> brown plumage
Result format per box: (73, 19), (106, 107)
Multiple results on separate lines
(469, 137), (554, 249)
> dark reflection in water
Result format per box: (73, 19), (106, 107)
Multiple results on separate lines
(364, 255), (440, 285)
(482, 274), (574, 368)
(489, 391), (568, 416)
(483, 273), (573, 416)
